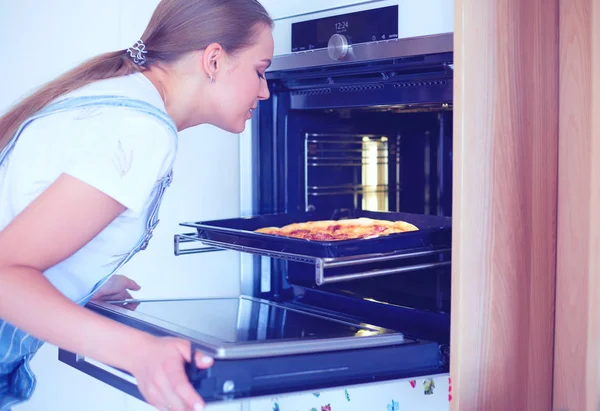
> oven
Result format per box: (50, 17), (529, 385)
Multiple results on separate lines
(59, 1), (454, 406)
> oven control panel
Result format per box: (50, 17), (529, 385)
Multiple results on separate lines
(291, 5), (399, 55)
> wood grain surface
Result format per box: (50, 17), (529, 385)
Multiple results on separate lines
(451, 0), (559, 409)
(554, 0), (593, 410)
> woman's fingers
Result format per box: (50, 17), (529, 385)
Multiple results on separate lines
(123, 276), (141, 291)
(132, 337), (211, 411)
(194, 351), (214, 369)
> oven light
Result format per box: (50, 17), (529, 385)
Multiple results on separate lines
(362, 139), (387, 211)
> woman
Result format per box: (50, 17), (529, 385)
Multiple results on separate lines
(0, 0), (274, 410)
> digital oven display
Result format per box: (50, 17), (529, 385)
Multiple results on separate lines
(291, 5), (399, 52)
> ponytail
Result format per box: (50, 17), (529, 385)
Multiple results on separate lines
(0, 51), (141, 151)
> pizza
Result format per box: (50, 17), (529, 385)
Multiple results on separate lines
(254, 217), (418, 241)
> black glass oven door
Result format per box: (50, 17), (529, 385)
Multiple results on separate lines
(58, 296), (442, 403)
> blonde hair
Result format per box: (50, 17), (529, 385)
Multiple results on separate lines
(0, 0), (273, 151)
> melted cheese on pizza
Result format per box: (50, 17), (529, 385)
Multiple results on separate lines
(255, 217), (418, 241)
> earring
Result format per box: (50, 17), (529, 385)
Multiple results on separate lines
(209, 75), (215, 84)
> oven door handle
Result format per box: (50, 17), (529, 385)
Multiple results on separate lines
(174, 233), (225, 256)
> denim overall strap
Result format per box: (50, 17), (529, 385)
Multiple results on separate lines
(76, 166), (173, 306)
(0, 95), (178, 411)
(0, 95), (177, 164)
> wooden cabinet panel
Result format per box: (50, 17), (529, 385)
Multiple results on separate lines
(554, 0), (592, 409)
(450, 0), (558, 409)
(587, 2), (600, 407)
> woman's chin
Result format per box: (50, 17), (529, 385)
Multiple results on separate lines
(213, 120), (246, 134)
(232, 119), (249, 134)
(232, 122), (246, 134)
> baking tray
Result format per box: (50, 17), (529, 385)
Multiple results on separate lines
(180, 209), (451, 259)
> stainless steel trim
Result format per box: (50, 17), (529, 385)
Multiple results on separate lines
(176, 233), (449, 286)
(307, 162), (388, 167)
(106, 296), (230, 304)
(88, 296), (406, 360)
(185, 235), (318, 264)
(268, 33), (453, 72)
(308, 156), (390, 161)
(318, 261), (451, 284)
(309, 184), (395, 189)
(173, 233), (223, 256)
(308, 191), (391, 197)
(216, 332), (406, 359)
(315, 249), (451, 285)
(322, 249), (446, 267)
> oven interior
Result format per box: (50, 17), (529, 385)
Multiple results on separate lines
(251, 52), (454, 346)
(294, 106), (452, 216)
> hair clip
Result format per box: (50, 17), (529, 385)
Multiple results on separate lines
(127, 40), (148, 65)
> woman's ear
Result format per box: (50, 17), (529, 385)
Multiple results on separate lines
(202, 43), (222, 83)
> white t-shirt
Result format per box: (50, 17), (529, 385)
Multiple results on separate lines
(0, 73), (177, 302)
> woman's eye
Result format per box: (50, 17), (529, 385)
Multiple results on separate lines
(257, 71), (265, 80)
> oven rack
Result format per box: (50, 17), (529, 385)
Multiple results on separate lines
(174, 232), (450, 286)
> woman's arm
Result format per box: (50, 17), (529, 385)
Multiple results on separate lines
(0, 173), (211, 411)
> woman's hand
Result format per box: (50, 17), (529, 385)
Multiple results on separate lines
(91, 275), (141, 309)
(92, 274), (141, 301)
(129, 336), (214, 411)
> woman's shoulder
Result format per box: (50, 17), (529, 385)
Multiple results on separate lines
(65, 73), (166, 111)
(43, 73), (176, 153)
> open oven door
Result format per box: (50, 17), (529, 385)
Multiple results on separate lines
(58, 296), (444, 403)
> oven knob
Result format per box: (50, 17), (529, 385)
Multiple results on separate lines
(328, 33), (349, 61)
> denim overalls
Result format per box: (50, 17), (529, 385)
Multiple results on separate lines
(0, 95), (178, 410)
